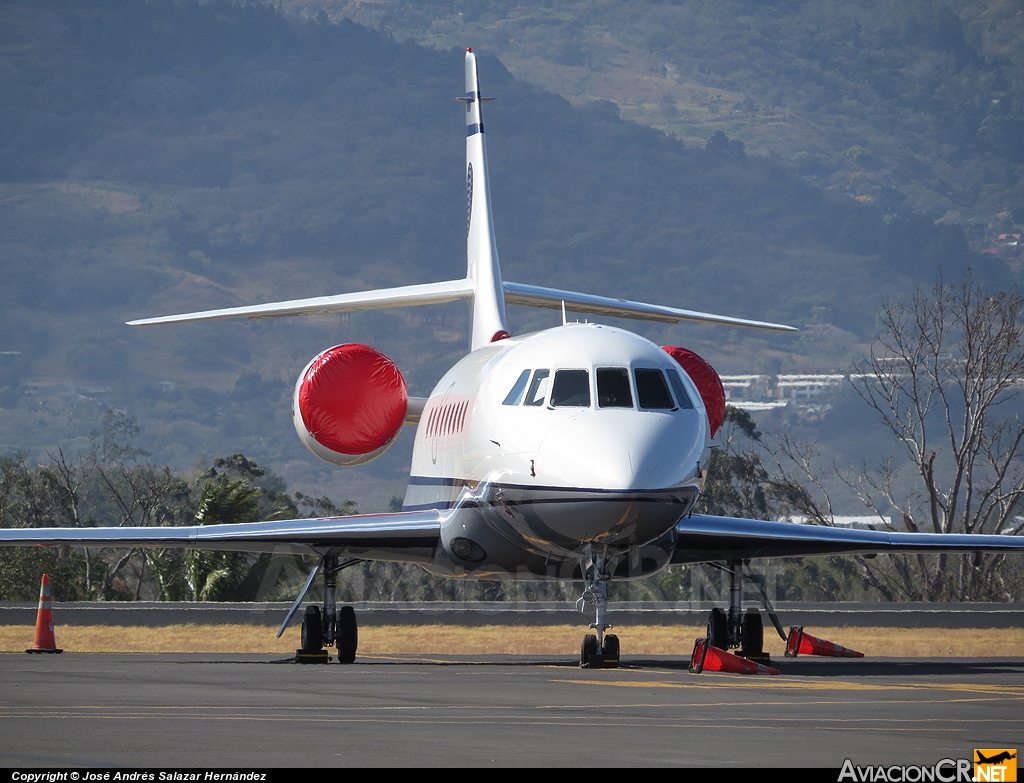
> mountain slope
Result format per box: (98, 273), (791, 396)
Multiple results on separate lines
(0, 0), (1000, 508)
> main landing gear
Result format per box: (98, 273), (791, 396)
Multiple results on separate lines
(577, 547), (620, 669)
(704, 559), (787, 664)
(282, 555), (362, 664)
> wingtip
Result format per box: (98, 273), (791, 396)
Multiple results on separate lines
(466, 46), (472, 53)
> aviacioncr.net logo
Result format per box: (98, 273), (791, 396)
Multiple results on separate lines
(838, 758), (973, 782)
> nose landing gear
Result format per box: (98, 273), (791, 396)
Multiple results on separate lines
(577, 547), (620, 668)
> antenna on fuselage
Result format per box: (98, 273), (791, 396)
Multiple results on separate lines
(561, 300), (567, 326)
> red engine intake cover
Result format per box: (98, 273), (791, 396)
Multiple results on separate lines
(662, 345), (725, 437)
(296, 344), (407, 462)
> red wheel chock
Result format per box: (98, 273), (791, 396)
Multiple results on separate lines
(690, 637), (780, 675)
(785, 626), (863, 658)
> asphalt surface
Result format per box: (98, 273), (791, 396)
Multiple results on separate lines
(1, 652), (1022, 767)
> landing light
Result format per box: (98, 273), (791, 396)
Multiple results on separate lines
(449, 537), (487, 562)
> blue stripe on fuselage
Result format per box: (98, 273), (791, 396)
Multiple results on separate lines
(404, 478), (695, 512)
(402, 495), (690, 511)
(407, 475), (689, 495)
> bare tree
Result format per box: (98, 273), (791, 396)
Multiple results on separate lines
(696, 407), (818, 521)
(842, 273), (1024, 600)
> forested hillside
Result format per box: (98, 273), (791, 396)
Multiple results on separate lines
(0, 0), (1008, 509)
(300, 0), (1024, 256)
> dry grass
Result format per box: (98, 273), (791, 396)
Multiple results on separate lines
(4, 624), (1024, 657)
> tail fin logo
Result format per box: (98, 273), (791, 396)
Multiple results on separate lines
(466, 162), (474, 236)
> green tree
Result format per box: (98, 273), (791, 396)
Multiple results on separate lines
(183, 477), (263, 601)
(0, 428), (361, 602)
(174, 455), (342, 602)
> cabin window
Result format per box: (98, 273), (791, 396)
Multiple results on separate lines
(550, 369), (591, 407)
(597, 368), (633, 408)
(502, 369), (531, 405)
(634, 368), (675, 409)
(666, 369), (695, 409)
(524, 369), (551, 406)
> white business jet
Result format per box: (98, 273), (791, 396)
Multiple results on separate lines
(4, 50), (1023, 667)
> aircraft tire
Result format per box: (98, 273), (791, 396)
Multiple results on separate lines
(707, 608), (728, 649)
(301, 606), (323, 652)
(603, 634), (620, 667)
(580, 633), (598, 668)
(337, 605), (358, 664)
(742, 609), (763, 654)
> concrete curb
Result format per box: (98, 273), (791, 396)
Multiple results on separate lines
(2, 601), (1023, 628)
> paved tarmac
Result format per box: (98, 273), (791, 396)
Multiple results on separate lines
(1, 652), (1021, 767)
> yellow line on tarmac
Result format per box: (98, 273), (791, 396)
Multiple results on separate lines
(557, 677), (1024, 696)
(566, 696), (1022, 707)
(367, 653), (495, 664)
(0, 710), (1015, 733)
(4, 703), (1022, 719)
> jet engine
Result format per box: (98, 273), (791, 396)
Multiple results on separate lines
(662, 345), (725, 437)
(293, 343), (408, 466)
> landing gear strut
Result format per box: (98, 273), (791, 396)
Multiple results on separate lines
(705, 560), (785, 664)
(577, 547), (620, 669)
(291, 555), (362, 664)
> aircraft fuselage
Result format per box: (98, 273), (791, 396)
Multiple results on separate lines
(406, 322), (708, 580)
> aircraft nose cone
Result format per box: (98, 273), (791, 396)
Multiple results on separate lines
(538, 415), (633, 489)
(537, 411), (700, 490)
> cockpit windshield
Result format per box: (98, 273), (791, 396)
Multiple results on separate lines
(524, 369), (550, 406)
(550, 369), (591, 407)
(502, 365), (693, 412)
(665, 369), (695, 409)
(597, 368), (632, 408)
(635, 368), (675, 410)
(502, 369), (531, 405)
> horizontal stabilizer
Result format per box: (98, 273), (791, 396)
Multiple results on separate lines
(128, 279), (475, 327)
(672, 514), (1024, 563)
(0, 511), (442, 557)
(128, 278), (796, 333)
(503, 281), (797, 332)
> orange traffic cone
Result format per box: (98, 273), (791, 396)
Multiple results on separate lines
(785, 626), (863, 658)
(25, 574), (63, 654)
(690, 637), (780, 675)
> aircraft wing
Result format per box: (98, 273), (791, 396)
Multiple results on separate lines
(672, 514), (1024, 564)
(126, 280), (475, 326)
(503, 281), (798, 333)
(0, 511), (442, 559)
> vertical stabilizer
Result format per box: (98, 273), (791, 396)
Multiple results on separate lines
(460, 48), (508, 350)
